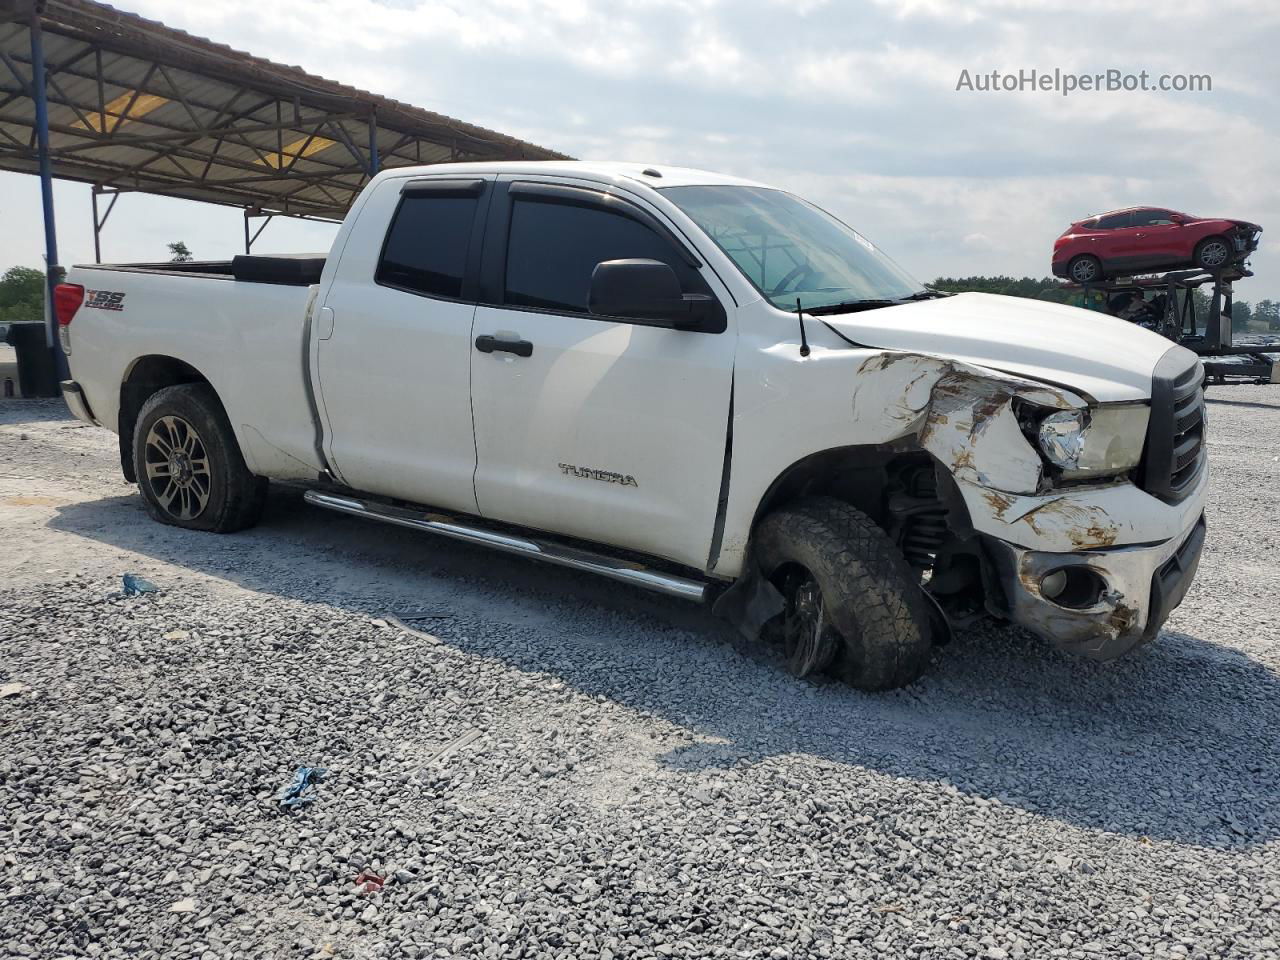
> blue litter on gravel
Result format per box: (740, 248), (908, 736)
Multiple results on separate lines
(279, 766), (329, 810)
(122, 574), (159, 596)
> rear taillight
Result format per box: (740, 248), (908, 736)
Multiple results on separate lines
(54, 283), (85, 326)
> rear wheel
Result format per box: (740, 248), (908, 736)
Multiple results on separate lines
(133, 383), (266, 533)
(755, 497), (933, 690)
(1067, 254), (1103, 284)
(1194, 236), (1232, 270)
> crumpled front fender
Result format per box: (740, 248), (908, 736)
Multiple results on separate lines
(850, 350), (1086, 495)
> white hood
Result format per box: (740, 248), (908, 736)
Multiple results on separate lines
(824, 292), (1194, 403)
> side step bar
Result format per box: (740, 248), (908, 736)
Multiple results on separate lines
(303, 490), (709, 602)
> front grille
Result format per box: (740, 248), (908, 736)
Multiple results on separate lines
(1139, 350), (1206, 502)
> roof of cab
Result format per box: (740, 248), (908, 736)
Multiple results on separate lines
(378, 160), (772, 191)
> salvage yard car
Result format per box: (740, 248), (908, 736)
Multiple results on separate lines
(55, 162), (1208, 689)
(1052, 206), (1262, 283)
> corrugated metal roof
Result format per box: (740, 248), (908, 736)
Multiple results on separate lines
(0, 0), (570, 219)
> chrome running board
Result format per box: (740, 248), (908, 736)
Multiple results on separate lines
(303, 490), (709, 602)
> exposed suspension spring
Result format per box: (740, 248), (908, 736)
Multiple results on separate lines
(886, 465), (949, 570)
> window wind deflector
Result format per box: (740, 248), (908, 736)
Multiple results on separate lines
(401, 179), (486, 197)
(508, 181), (701, 267)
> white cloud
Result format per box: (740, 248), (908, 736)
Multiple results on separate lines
(2, 0), (1276, 300)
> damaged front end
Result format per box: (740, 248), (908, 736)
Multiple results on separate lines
(849, 350), (1207, 659)
(983, 515), (1206, 659)
(1228, 220), (1263, 258)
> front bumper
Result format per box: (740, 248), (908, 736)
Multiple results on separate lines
(984, 512), (1206, 660)
(1229, 222), (1262, 255)
(60, 379), (98, 426)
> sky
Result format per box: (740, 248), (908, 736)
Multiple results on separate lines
(3, 0), (1279, 301)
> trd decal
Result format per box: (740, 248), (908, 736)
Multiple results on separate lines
(85, 290), (126, 311)
(558, 463), (638, 487)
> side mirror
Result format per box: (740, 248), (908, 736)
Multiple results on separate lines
(588, 259), (712, 330)
(1169, 214), (1186, 224)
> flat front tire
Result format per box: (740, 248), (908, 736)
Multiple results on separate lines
(755, 497), (933, 691)
(133, 383), (266, 533)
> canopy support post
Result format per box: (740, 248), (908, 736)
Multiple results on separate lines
(30, 11), (69, 387)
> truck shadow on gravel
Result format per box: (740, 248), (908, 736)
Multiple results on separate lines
(50, 487), (1280, 850)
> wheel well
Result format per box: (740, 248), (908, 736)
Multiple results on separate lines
(751, 445), (924, 533)
(750, 446), (988, 618)
(117, 356), (211, 483)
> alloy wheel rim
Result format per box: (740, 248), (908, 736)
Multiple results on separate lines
(1201, 241), (1229, 267)
(144, 415), (212, 520)
(779, 567), (839, 677)
(1072, 259), (1097, 282)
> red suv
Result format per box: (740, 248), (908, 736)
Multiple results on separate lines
(1052, 206), (1262, 283)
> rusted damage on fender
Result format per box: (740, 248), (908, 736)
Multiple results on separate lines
(847, 349), (1139, 556)
(982, 490), (1017, 519)
(848, 348), (1085, 495)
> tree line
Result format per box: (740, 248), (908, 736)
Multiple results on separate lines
(0, 267), (44, 324)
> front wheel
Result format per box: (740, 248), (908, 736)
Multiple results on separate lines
(755, 497), (934, 690)
(1194, 236), (1232, 270)
(133, 383), (267, 533)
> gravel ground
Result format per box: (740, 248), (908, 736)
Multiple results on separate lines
(2, 393), (1279, 960)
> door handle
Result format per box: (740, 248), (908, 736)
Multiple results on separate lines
(475, 334), (533, 357)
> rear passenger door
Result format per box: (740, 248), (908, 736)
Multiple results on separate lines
(316, 176), (491, 513)
(1097, 211), (1142, 268)
(468, 178), (736, 571)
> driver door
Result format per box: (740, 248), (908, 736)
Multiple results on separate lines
(468, 178), (736, 571)
(1130, 209), (1183, 266)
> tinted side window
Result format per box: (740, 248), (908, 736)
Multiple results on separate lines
(377, 193), (480, 299)
(1097, 212), (1133, 229)
(504, 198), (707, 315)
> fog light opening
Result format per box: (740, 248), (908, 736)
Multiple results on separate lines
(1039, 566), (1106, 609)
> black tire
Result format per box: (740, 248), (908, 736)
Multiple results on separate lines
(755, 497), (933, 691)
(1067, 254), (1103, 284)
(133, 383), (266, 533)
(1194, 235), (1232, 271)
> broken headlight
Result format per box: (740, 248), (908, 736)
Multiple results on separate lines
(1030, 404), (1149, 479)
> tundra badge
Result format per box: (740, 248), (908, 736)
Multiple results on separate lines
(558, 463), (638, 487)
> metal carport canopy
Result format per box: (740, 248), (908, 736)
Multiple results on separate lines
(0, 0), (570, 222)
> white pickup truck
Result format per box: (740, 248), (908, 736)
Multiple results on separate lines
(56, 161), (1207, 689)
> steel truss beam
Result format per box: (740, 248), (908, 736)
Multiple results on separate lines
(0, 0), (566, 285)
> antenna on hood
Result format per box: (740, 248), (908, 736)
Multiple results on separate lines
(795, 298), (810, 358)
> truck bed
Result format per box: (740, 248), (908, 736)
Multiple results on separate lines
(65, 259), (327, 482)
(91, 254), (327, 286)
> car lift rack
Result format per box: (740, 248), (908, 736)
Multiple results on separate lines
(1070, 266), (1279, 386)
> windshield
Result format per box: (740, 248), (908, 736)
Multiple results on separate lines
(660, 185), (925, 311)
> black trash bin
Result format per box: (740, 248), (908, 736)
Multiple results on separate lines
(3, 321), (60, 398)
